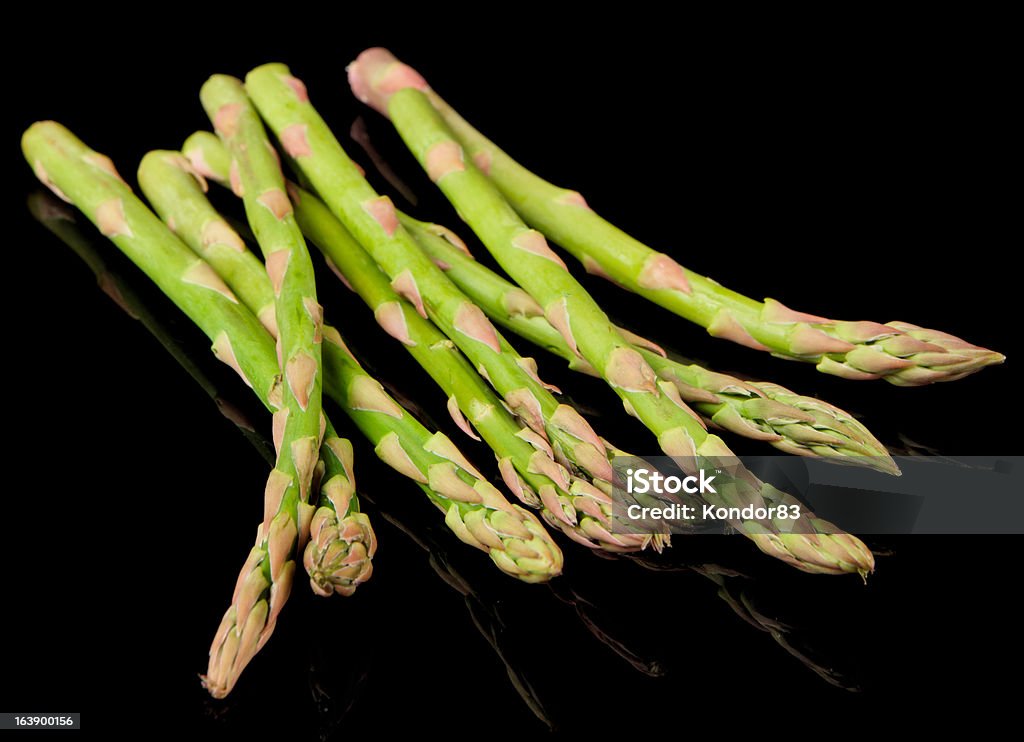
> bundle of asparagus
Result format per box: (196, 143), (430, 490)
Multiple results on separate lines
(23, 122), (559, 699)
(342, 62), (879, 576)
(21, 48), (1003, 701)
(136, 147), (560, 587)
(183, 130), (647, 552)
(348, 48), (1005, 386)
(24, 122), (365, 696)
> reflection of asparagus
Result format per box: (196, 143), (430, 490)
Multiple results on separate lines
(138, 147), (563, 585)
(377, 505), (555, 729)
(308, 654), (371, 740)
(349, 49), (1004, 386)
(346, 74), (875, 577)
(547, 579), (665, 678)
(27, 191), (275, 466)
(22, 121), (370, 697)
(403, 215), (897, 473)
(350, 116), (418, 207)
(183, 130), (645, 553)
(708, 575), (858, 691)
(631, 554), (857, 690)
(307, 611), (373, 740)
(393, 491), (668, 697)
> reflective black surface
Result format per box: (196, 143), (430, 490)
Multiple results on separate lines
(6, 17), (1018, 736)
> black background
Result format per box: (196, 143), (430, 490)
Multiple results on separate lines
(6, 12), (1019, 738)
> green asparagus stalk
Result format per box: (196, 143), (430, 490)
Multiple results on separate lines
(21, 121), (369, 698)
(183, 131), (647, 552)
(200, 69), (326, 593)
(348, 48), (1004, 386)
(240, 65), (646, 549)
(139, 147), (563, 583)
(196, 75), (329, 694)
(347, 77), (876, 577)
(402, 213), (898, 474)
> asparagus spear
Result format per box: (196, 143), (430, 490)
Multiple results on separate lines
(346, 78), (876, 577)
(192, 75), (331, 694)
(183, 131), (648, 553)
(240, 66), (646, 549)
(21, 121), (369, 698)
(199, 76), (327, 598)
(138, 148), (563, 584)
(401, 213), (898, 474)
(348, 48), (1004, 386)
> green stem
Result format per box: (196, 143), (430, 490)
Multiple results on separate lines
(199, 80), (325, 635)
